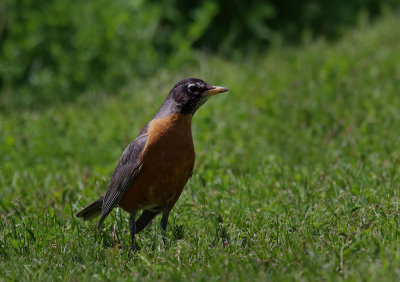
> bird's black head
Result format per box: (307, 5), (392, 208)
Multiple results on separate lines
(155, 78), (229, 117)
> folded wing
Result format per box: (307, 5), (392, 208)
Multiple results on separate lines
(97, 133), (148, 227)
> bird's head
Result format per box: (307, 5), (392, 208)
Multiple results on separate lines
(156, 78), (229, 117)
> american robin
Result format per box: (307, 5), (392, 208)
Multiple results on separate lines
(76, 78), (228, 246)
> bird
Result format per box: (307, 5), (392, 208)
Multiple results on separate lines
(75, 78), (229, 246)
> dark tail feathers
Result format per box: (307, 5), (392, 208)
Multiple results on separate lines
(75, 196), (104, 221)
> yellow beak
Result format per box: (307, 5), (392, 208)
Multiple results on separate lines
(205, 86), (229, 96)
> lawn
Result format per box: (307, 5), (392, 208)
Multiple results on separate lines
(1, 13), (400, 281)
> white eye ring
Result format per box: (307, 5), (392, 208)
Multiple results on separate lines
(188, 83), (199, 94)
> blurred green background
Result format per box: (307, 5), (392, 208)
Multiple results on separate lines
(0, 0), (398, 109)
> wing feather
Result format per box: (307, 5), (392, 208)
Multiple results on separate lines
(97, 133), (148, 227)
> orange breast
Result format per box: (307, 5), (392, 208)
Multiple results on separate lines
(118, 114), (195, 213)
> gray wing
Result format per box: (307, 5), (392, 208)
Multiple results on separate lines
(97, 133), (148, 228)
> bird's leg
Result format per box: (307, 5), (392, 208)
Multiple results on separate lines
(129, 213), (136, 248)
(160, 209), (170, 246)
(160, 209), (170, 231)
(135, 210), (159, 233)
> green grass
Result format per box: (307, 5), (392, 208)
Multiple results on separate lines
(2, 12), (400, 281)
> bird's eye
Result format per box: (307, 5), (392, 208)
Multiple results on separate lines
(188, 84), (199, 94)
